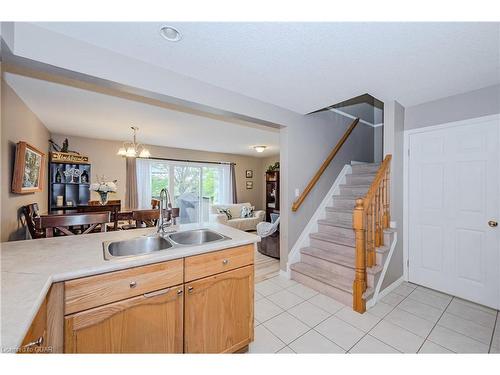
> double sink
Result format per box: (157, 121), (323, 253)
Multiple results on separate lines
(103, 229), (230, 260)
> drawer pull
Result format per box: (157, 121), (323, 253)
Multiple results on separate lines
(129, 281), (137, 288)
(188, 286), (194, 293)
(143, 288), (170, 298)
(177, 289), (183, 295)
(222, 259), (229, 265)
(23, 336), (44, 349)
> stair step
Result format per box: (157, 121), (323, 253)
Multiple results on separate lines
(346, 172), (377, 185)
(309, 229), (355, 250)
(291, 262), (352, 293)
(317, 219), (355, 240)
(351, 163), (381, 173)
(301, 246), (384, 278)
(309, 233), (355, 255)
(339, 184), (371, 195)
(310, 231), (355, 249)
(302, 246), (355, 267)
(331, 195), (359, 210)
(324, 207), (353, 225)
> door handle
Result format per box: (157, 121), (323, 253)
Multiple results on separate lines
(143, 287), (170, 298)
(488, 220), (498, 228)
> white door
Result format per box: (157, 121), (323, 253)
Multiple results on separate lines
(408, 116), (500, 309)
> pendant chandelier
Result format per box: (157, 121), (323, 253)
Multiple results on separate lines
(117, 126), (151, 158)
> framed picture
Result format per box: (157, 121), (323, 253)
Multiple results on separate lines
(12, 141), (46, 194)
(246, 181), (253, 189)
(246, 170), (253, 178)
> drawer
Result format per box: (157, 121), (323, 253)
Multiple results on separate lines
(184, 244), (254, 282)
(65, 259), (183, 314)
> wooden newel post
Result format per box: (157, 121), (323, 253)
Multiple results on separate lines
(352, 198), (367, 313)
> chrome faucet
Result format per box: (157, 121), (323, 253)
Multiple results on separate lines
(157, 188), (173, 234)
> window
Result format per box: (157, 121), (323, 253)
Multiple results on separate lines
(136, 159), (233, 224)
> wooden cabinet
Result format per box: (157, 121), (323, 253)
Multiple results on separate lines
(65, 259), (183, 314)
(19, 283), (64, 354)
(65, 286), (184, 353)
(185, 244), (254, 282)
(184, 265), (254, 353)
(19, 299), (47, 354)
(22, 244), (256, 354)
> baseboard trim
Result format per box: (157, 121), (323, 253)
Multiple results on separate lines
(279, 269), (290, 279)
(366, 275), (404, 308)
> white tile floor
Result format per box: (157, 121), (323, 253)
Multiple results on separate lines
(249, 276), (500, 353)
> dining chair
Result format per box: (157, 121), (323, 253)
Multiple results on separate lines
(21, 203), (44, 239)
(80, 201), (121, 230)
(37, 212), (111, 237)
(151, 199), (160, 209)
(131, 209), (160, 228)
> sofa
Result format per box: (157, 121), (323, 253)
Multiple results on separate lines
(209, 203), (265, 231)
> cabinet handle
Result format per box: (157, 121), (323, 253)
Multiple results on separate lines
(188, 286), (194, 293)
(143, 288), (170, 298)
(129, 281), (137, 288)
(177, 289), (183, 295)
(222, 259), (229, 265)
(22, 336), (44, 349)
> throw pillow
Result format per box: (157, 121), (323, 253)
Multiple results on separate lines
(241, 205), (255, 218)
(217, 208), (232, 220)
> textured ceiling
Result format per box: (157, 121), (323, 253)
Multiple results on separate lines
(32, 22), (500, 113)
(5, 73), (279, 157)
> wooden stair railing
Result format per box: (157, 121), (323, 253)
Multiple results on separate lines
(352, 154), (392, 313)
(292, 118), (360, 212)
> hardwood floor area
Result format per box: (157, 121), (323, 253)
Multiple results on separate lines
(254, 247), (280, 283)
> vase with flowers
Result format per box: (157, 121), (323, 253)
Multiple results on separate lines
(90, 176), (117, 205)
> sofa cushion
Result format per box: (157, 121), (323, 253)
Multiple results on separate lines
(240, 205), (255, 218)
(217, 208), (232, 220)
(211, 203), (251, 219)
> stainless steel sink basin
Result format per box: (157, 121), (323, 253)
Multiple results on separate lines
(168, 229), (229, 246)
(104, 236), (173, 259)
(103, 229), (231, 260)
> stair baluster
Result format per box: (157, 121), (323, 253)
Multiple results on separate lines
(352, 198), (367, 313)
(352, 155), (392, 313)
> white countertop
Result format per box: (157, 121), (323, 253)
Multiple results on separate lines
(0, 223), (260, 351)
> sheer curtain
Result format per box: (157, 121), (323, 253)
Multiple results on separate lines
(229, 163), (237, 204)
(219, 164), (233, 204)
(136, 158), (152, 209)
(125, 157), (138, 209)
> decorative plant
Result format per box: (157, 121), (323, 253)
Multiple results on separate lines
(266, 162), (280, 172)
(49, 138), (80, 154)
(90, 176), (118, 205)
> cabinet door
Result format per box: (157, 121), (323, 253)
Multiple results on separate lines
(65, 286), (184, 353)
(184, 265), (254, 353)
(19, 299), (47, 354)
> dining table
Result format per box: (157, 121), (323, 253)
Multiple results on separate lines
(47, 204), (138, 231)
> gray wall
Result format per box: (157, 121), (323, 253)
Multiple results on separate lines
(405, 84), (500, 130)
(281, 111), (376, 269)
(381, 101), (405, 289)
(374, 126), (384, 163)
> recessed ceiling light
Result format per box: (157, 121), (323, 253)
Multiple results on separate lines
(159, 26), (182, 42)
(253, 145), (267, 153)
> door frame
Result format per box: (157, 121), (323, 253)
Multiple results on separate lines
(403, 114), (500, 305)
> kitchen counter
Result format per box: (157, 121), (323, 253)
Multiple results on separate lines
(0, 223), (260, 351)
